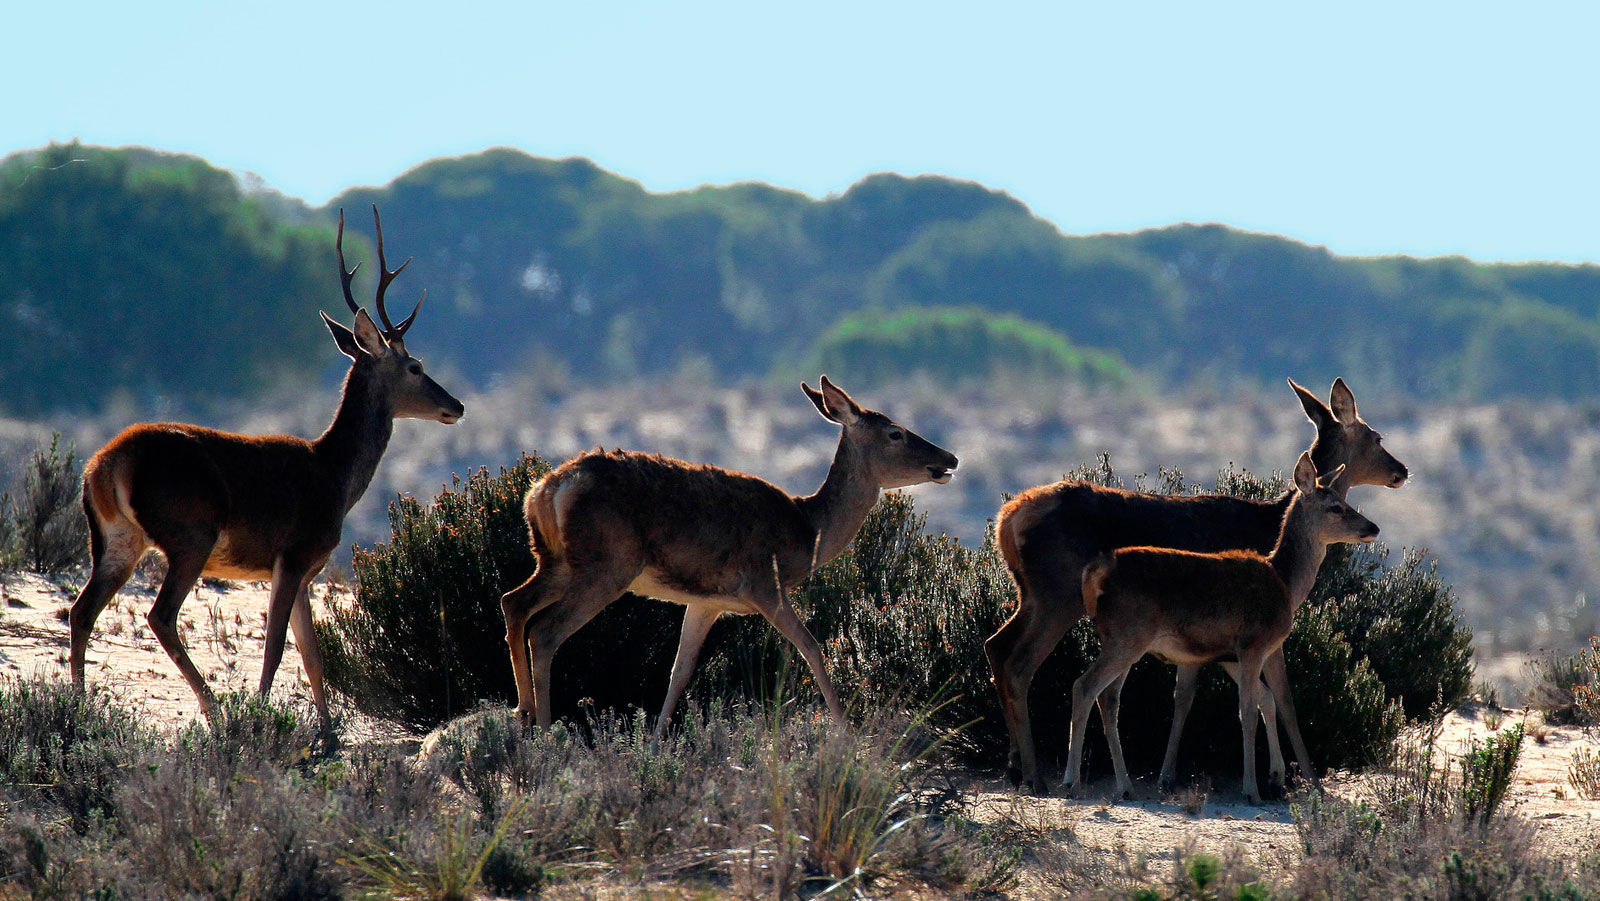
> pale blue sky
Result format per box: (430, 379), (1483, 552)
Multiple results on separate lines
(6, 1), (1597, 262)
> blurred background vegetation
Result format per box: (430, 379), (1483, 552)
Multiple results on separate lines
(6, 141), (1600, 416)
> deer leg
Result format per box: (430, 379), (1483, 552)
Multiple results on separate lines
(1221, 659), (1286, 798)
(70, 522), (146, 689)
(654, 606), (720, 742)
(1262, 648), (1317, 792)
(749, 580), (845, 724)
(1158, 663), (1201, 792)
(289, 584), (330, 729)
(986, 601), (1075, 795)
(1096, 671), (1133, 800)
(1063, 646), (1138, 796)
(1236, 649), (1268, 805)
(524, 568), (634, 729)
(501, 556), (572, 723)
(259, 559), (319, 700)
(146, 546), (217, 720)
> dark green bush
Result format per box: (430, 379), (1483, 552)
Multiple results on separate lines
(317, 453), (687, 731)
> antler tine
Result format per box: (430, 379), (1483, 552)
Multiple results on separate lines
(371, 204), (412, 336)
(335, 208), (362, 316)
(393, 289), (425, 337)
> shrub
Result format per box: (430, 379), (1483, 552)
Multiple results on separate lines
(1292, 720), (1597, 900)
(0, 675), (157, 833)
(1568, 747), (1600, 801)
(1525, 649), (1595, 726)
(318, 453), (689, 731)
(420, 700), (985, 896)
(1577, 637), (1600, 729)
(10, 433), (89, 574)
(1459, 722), (1523, 822)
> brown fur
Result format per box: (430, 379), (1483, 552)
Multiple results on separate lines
(499, 376), (959, 735)
(69, 213), (462, 727)
(1061, 453), (1379, 804)
(985, 378), (1409, 793)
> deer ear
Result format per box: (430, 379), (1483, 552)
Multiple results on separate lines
(817, 375), (862, 425)
(1329, 378), (1358, 424)
(1289, 377), (1335, 430)
(322, 311), (363, 360)
(801, 382), (838, 422)
(351, 308), (391, 358)
(1317, 464), (1347, 491)
(1293, 451), (1319, 494)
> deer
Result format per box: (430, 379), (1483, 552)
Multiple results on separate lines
(1063, 452), (1379, 803)
(987, 378), (1407, 794)
(498, 376), (959, 734)
(68, 207), (463, 729)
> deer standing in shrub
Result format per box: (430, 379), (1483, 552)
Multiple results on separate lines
(988, 378), (1407, 794)
(499, 376), (959, 734)
(1064, 452), (1380, 804)
(69, 208), (463, 728)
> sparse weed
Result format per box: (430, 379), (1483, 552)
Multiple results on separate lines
(1524, 649), (1593, 726)
(1568, 747), (1600, 800)
(1460, 721), (1523, 821)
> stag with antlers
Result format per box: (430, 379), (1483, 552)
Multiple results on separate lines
(69, 207), (463, 728)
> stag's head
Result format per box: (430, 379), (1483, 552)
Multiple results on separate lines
(1290, 377), (1406, 493)
(1292, 452), (1380, 546)
(802, 375), (959, 489)
(321, 207), (464, 424)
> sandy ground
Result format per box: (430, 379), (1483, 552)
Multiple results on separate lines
(4, 572), (1597, 894)
(0, 570), (325, 723)
(963, 708), (1600, 894)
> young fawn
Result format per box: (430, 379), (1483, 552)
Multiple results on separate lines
(989, 378), (1406, 794)
(1063, 452), (1379, 804)
(499, 376), (959, 734)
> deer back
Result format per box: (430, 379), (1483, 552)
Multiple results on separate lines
(530, 450), (817, 593)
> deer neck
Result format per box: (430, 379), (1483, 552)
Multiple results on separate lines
(1268, 499), (1325, 612)
(798, 433), (880, 571)
(313, 364), (395, 513)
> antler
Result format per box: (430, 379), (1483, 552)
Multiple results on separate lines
(371, 205), (423, 339)
(335, 208), (361, 316)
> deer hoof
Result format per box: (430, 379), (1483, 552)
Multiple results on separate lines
(1245, 792), (1262, 806)
(1157, 777), (1176, 794)
(1263, 775), (1285, 801)
(1006, 764), (1024, 790)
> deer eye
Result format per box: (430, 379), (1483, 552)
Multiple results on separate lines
(407, 363), (422, 376)
(888, 430), (904, 442)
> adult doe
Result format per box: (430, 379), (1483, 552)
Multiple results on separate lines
(70, 208), (463, 727)
(1063, 452), (1379, 804)
(499, 376), (959, 733)
(988, 378), (1407, 793)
